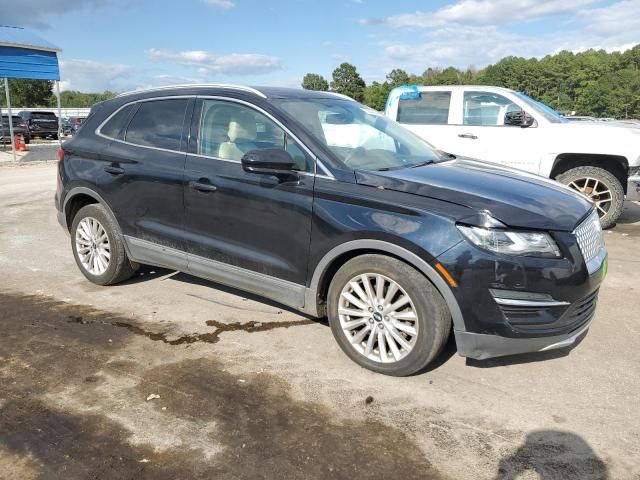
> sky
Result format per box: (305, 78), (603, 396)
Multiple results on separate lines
(2, 0), (639, 92)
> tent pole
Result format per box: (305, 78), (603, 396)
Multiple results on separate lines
(55, 80), (62, 148)
(4, 78), (16, 162)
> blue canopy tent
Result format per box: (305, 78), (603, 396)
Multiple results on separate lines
(0, 26), (62, 160)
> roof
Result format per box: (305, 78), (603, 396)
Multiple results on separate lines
(0, 26), (61, 80)
(117, 84), (355, 101)
(0, 26), (60, 52)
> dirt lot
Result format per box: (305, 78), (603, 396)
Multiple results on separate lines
(1, 163), (639, 479)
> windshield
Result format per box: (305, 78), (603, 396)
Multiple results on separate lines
(274, 98), (444, 171)
(515, 92), (567, 124)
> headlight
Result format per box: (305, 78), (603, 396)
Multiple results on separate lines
(457, 225), (561, 258)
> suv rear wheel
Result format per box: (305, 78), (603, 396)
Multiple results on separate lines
(71, 204), (138, 285)
(327, 254), (451, 376)
(556, 166), (624, 229)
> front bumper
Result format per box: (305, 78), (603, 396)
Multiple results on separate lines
(435, 228), (606, 360)
(454, 317), (592, 360)
(627, 172), (640, 201)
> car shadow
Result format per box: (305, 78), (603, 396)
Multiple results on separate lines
(121, 264), (327, 322)
(465, 330), (588, 368)
(494, 430), (609, 479)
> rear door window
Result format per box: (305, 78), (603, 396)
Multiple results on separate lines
(125, 99), (189, 151)
(397, 91), (451, 125)
(101, 104), (135, 140)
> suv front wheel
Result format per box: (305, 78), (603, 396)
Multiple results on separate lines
(327, 254), (451, 376)
(556, 166), (624, 229)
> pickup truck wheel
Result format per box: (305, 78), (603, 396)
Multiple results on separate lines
(71, 204), (138, 285)
(327, 254), (451, 376)
(556, 166), (624, 229)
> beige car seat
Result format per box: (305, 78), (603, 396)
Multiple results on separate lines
(218, 112), (258, 161)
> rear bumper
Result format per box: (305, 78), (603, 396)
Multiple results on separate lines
(454, 318), (592, 360)
(627, 173), (640, 201)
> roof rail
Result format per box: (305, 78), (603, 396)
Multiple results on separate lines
(116, 84), (267, 99)
(322, 91), (356, 101)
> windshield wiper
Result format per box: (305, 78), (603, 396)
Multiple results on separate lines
(410, 160), (435, 168)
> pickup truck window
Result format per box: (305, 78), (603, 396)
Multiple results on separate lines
(463, 91), (520, 126)
(397, 91), (450, 125)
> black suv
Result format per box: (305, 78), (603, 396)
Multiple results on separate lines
(55, 85), (607, 376)
(19, 110), (59, 139)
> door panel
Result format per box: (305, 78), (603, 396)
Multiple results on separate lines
(97, 142), (186, 248)
(96, 97), (192, 250)
(395, 90), (461, 155)
(184, 98), (314, 285)
(447, 90), (542, 173)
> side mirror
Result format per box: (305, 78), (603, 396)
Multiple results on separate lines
(505, 111), (535, 128)
(241, 148), (297, 177)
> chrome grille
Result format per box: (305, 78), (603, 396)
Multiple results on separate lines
(573, 210), (604, 264)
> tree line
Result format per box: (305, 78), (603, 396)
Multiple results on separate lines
(303, 45), (640, 118)
(2, 45), (638, 118)
(0, 80), (116, 109)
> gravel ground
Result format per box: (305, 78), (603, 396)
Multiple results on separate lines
(1, 164), (639, 479)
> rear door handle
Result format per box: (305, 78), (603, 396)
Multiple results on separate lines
(458, 133), (478, 139)
(104, 165), (125, 175)
(189, 180), (218, 193)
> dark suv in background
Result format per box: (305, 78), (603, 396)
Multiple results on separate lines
(1, 114), (31, 144)
(55, 85), (607, 376)
(19, 110), (59, 139)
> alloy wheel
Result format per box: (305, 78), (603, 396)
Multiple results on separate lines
(338, 273), (419, 363)
(75, 217), (111, 276)
(567, 177), (612, 217)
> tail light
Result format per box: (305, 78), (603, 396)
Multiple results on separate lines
(57, 149), (65, 162)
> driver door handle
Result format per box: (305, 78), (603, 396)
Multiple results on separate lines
(458, 133), (478, 140)
(104, 165), (125, 175)
(189, 180), (218, 193)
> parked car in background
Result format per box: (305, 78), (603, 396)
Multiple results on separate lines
(1, 114), (31, 144)
(56, 84), (606, 376)
(385, 85), (640, 228)
(66, 116), (87, 136)
(18, 110), (59, 139)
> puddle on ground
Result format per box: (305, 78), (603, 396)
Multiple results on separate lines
(67, 315), (314, 345)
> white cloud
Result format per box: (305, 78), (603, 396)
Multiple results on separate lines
(364, 0), (599, 28)
(59, 59), (134, 92)
(147, 48), (282, 75)
(365, 0), (640, 71)
(204, 0), (235, 8)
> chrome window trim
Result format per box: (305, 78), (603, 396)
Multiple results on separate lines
(117, 83), (267, 99)
(95, 94), (335, 179)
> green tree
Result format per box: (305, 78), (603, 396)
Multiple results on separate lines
(363, 81), (392, 111)
(301, 73), (329, 91)
(330, 62), (366, 102)
(0, 79), (53, 107)
(386, 69), (410, 87)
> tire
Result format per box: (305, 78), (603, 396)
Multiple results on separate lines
(51, 134), (59, 140)
(70, 204), (138, 285)
(327, 254), (451, 376)
(24, 137), (30, 145)
(556, 166), (624, 229)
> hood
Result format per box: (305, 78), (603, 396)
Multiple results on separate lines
(356, 158), (593, 231)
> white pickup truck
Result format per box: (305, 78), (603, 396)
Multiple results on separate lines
(384, 85), (640, 228)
